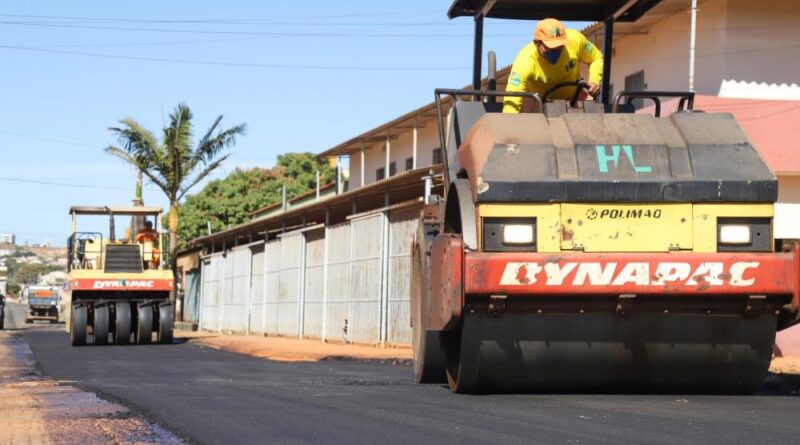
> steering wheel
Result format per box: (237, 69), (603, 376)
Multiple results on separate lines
(541, 80), (592, 107)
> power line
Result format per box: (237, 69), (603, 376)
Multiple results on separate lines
(0, 45), (471, 71)
(0, 175), (133, 191)
(0, 21), (519, 38)
(0, 11), (442, 24)
(0, 130), (102, 148)
(26, 36), (264, 49)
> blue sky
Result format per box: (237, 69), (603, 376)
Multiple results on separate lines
(0, 1), (588, 245)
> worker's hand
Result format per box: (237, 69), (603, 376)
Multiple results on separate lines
(586, 82), (600, 97)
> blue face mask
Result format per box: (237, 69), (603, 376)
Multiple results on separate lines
(542, 47), (563, 64)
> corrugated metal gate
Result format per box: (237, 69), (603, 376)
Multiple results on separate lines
(249, 244), (265, 334)
(324, 223), (350, 342)
(387, 208), (418, 345)
(221, 246), (251, 332)
(263, 240), (281, 334)
(277, 232), (302, 336)
(200, 253), (221, 331)
(183, 270), (201, 322)
(303, 228), (325, 339)
(198, 203), (421, 345)
(347, 213), (384, 343)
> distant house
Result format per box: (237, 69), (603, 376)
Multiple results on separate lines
(0, 233), (15, 245)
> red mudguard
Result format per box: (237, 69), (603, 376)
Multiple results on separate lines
(465, 249), (800, 309)
(68, 278), (174, 292)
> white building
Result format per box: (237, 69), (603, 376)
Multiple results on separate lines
(0, 233), (15, 245)
(39, 271), (66, 286)
(582, 0), (800, 99)
(0, 265), (7, 294)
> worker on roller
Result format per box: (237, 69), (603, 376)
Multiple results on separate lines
(503, 18), (604, 113)
(135, 220), (160, 268)
(135, 220), (158, 243)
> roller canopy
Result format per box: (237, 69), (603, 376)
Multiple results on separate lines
(69, 206), (163, 216)
(457, 111), (777, 203)
(447, 0), (663, 21)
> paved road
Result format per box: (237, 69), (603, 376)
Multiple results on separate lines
(19, 329), (800, 445)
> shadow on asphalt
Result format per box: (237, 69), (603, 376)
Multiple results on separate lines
(756, 373), (800, 396)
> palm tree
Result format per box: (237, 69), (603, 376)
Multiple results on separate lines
(106, 103), (246, 284)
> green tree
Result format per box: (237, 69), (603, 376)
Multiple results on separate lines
(176, 153), (335, 246)
(105, 103), (246, 291)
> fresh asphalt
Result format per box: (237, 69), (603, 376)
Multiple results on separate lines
(11, 323), (800, 445)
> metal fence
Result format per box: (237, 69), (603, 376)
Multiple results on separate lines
(199, 204), (420, 345)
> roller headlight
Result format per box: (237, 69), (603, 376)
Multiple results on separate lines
(503, 225), (534, 244)
(483, 217), (536, 251)
(717, 218), (771, 252)
(718, 224), (751, 245)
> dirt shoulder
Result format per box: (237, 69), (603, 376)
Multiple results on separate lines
(178, 330), (800, 377)
(770, 356), (800, 375)
(0, 332), (186, 445)
(177, 330), (412, 363)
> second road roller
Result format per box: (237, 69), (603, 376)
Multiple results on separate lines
(411, 0), (800, 393)
(65, 206), (174, 346)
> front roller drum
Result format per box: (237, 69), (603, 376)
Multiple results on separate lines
(70, 304), (87, 346)
(445, 310), (778, 394)
(136, 304), (153, 345)
(411, 224), (446, 383)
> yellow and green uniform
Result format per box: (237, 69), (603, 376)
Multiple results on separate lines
(503, 29), (603, 113)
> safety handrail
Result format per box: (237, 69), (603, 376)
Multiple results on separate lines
(612, 91), (696, 117)
(67, 232), (103, 272)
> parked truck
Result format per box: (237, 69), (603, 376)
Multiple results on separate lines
(66, 206), (174, 346)
(24, 286), (60, 323)
(411, 0), (800, 393)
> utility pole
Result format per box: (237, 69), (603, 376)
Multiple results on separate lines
(689, 0), (698, 92)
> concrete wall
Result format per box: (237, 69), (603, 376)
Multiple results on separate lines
(606, 0), (800, 96)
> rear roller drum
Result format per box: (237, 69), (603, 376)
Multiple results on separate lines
(157, 303), (173, 344)
(93, 303), (110, 346)
(411, 231), (446, 383)
(136, 304), (153, 345)
(114, 302), (131, 345)
(70, 304), (87, 346)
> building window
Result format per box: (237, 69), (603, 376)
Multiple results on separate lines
(405, 157), (414, 171)
(432, 147), (442, 165)
(376, 167), (385, 181)
(389, 162), (397, 177)
(624, 70), (645, 109)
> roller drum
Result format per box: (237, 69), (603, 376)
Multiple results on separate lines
(448, 311), (776, 394)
